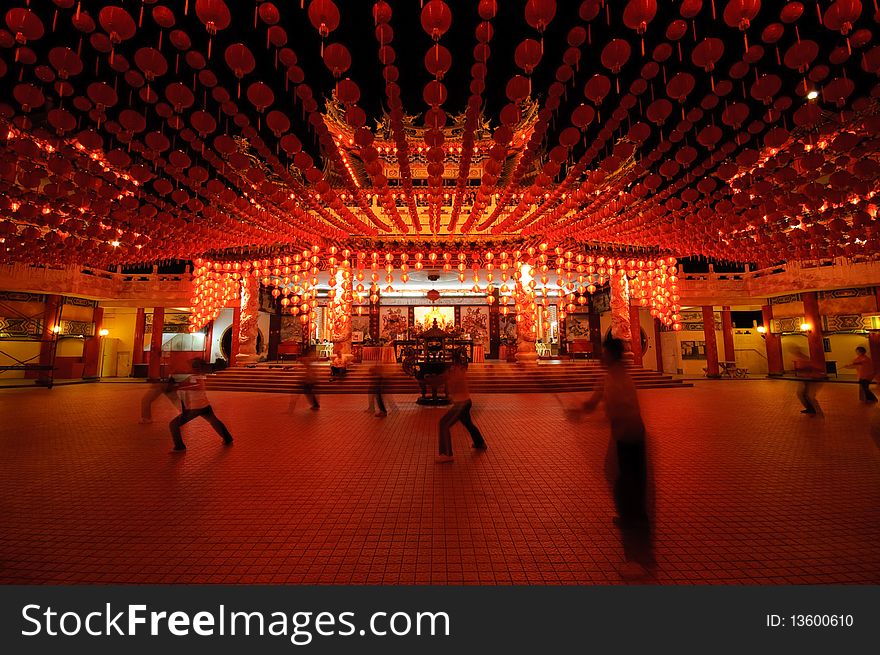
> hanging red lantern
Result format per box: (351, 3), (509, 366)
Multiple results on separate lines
(823, 1), (863, 53)
(308, 0), (340, 38)
(514, 39), (543, 74)
(525, 0), (556, 33)
(723, 0), (762, 50)
(425, 45), (452, 79)
(623, 0), (657, 54)
(322, 43), (351, 78)
(195, 0), (231, 57)
(421, 1), (452, 42)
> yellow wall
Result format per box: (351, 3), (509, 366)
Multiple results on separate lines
(0, 341), (40, 378)
(100, 308), (138, 377)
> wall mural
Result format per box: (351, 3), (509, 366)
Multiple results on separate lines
(0, 317), (42, 338)
(379, 307), (408, 340)
(499, 314), (518, 343)
(146, 312), (190, 334)
(280, 315), (303, 343)
(460, 306), (490, 350)
(566, 314), (591, 340)
(350, 314), (371, 341)
(821, 314), (872, 332)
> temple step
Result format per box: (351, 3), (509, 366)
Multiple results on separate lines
(205, 362), (691, 394)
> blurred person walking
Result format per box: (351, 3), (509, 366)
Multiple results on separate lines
(580, 337), (654, 577)
(790, 345), (824, 415)
(168, 358), (233, 452)
(842, 346), (877, 403)
(436, 358), (486, 463)
(298, 349), (321, 411)
(369, 364), (388, 417)
(581, 338), (648, 526)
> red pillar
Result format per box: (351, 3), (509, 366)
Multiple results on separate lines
(654, 318), (664, 372)
(82, 307), (104, 378)
(38, 294), (62, 385)
(869, 332), (880, 371)
(230, 306), (241, 365)
(629, 305), (643, 366)
(132, 307), (146, 365)
(203, 320), (214, 363)
(721, 306), (736, 363)
(702, 305), (720, 378)
(148, 307), (164, 381)
(762, 305), (784, 376)
(802, 291), (826, 375)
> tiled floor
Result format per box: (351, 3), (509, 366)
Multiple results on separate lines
(1, 380), (879, 584)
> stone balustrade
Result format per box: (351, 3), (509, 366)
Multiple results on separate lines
(0, 262), (191, 306)
(678, 257), (880, 305)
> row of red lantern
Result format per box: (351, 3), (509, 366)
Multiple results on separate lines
(447, 0), (497, 232)
(511, 0), (876, 245)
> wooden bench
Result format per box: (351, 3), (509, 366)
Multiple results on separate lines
(568, 340), (593, 360)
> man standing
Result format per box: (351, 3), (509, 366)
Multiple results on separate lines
(168, 358), (233, 452)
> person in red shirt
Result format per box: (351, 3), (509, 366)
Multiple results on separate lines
(168, 358), (233, 452)
(843, 346), (877, 403)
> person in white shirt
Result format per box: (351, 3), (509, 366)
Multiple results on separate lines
(168, 358), (233, 452)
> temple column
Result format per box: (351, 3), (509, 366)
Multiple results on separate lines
(761, 304), (784, 376)
(148, 307), (164, 381)
(721, 305), (736, 363)
(802, 291), (826, 375)
(514, 263), (538, 364)
(654, 318), (664, 372)
(203, 319), (214, 363)
(702, 305), (720, 378)
(37, 294), (62, 386)
(628, 304), (643, 366)
(230, 306), (241, 365)
(236, 276), (260, 365)
(587, 294), (602, 356)
(609, 275), (632, 355)
(82, 307), (104, 378)
(489, 290), (500, 359)
(132, 307), (146, 365)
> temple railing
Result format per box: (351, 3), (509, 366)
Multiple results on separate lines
(678, 257), (880, 305)
(0, 263), (191, 306)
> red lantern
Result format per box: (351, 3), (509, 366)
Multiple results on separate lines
(322, 43), (351, 78)
(308, 0), (340, 38)
(525, 0), (556, 33)
(421, 1), (452, 41)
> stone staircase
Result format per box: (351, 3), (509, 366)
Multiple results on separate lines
(205, 361), (691, 394)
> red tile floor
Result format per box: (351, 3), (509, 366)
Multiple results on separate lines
(1, 380), (879, 584)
